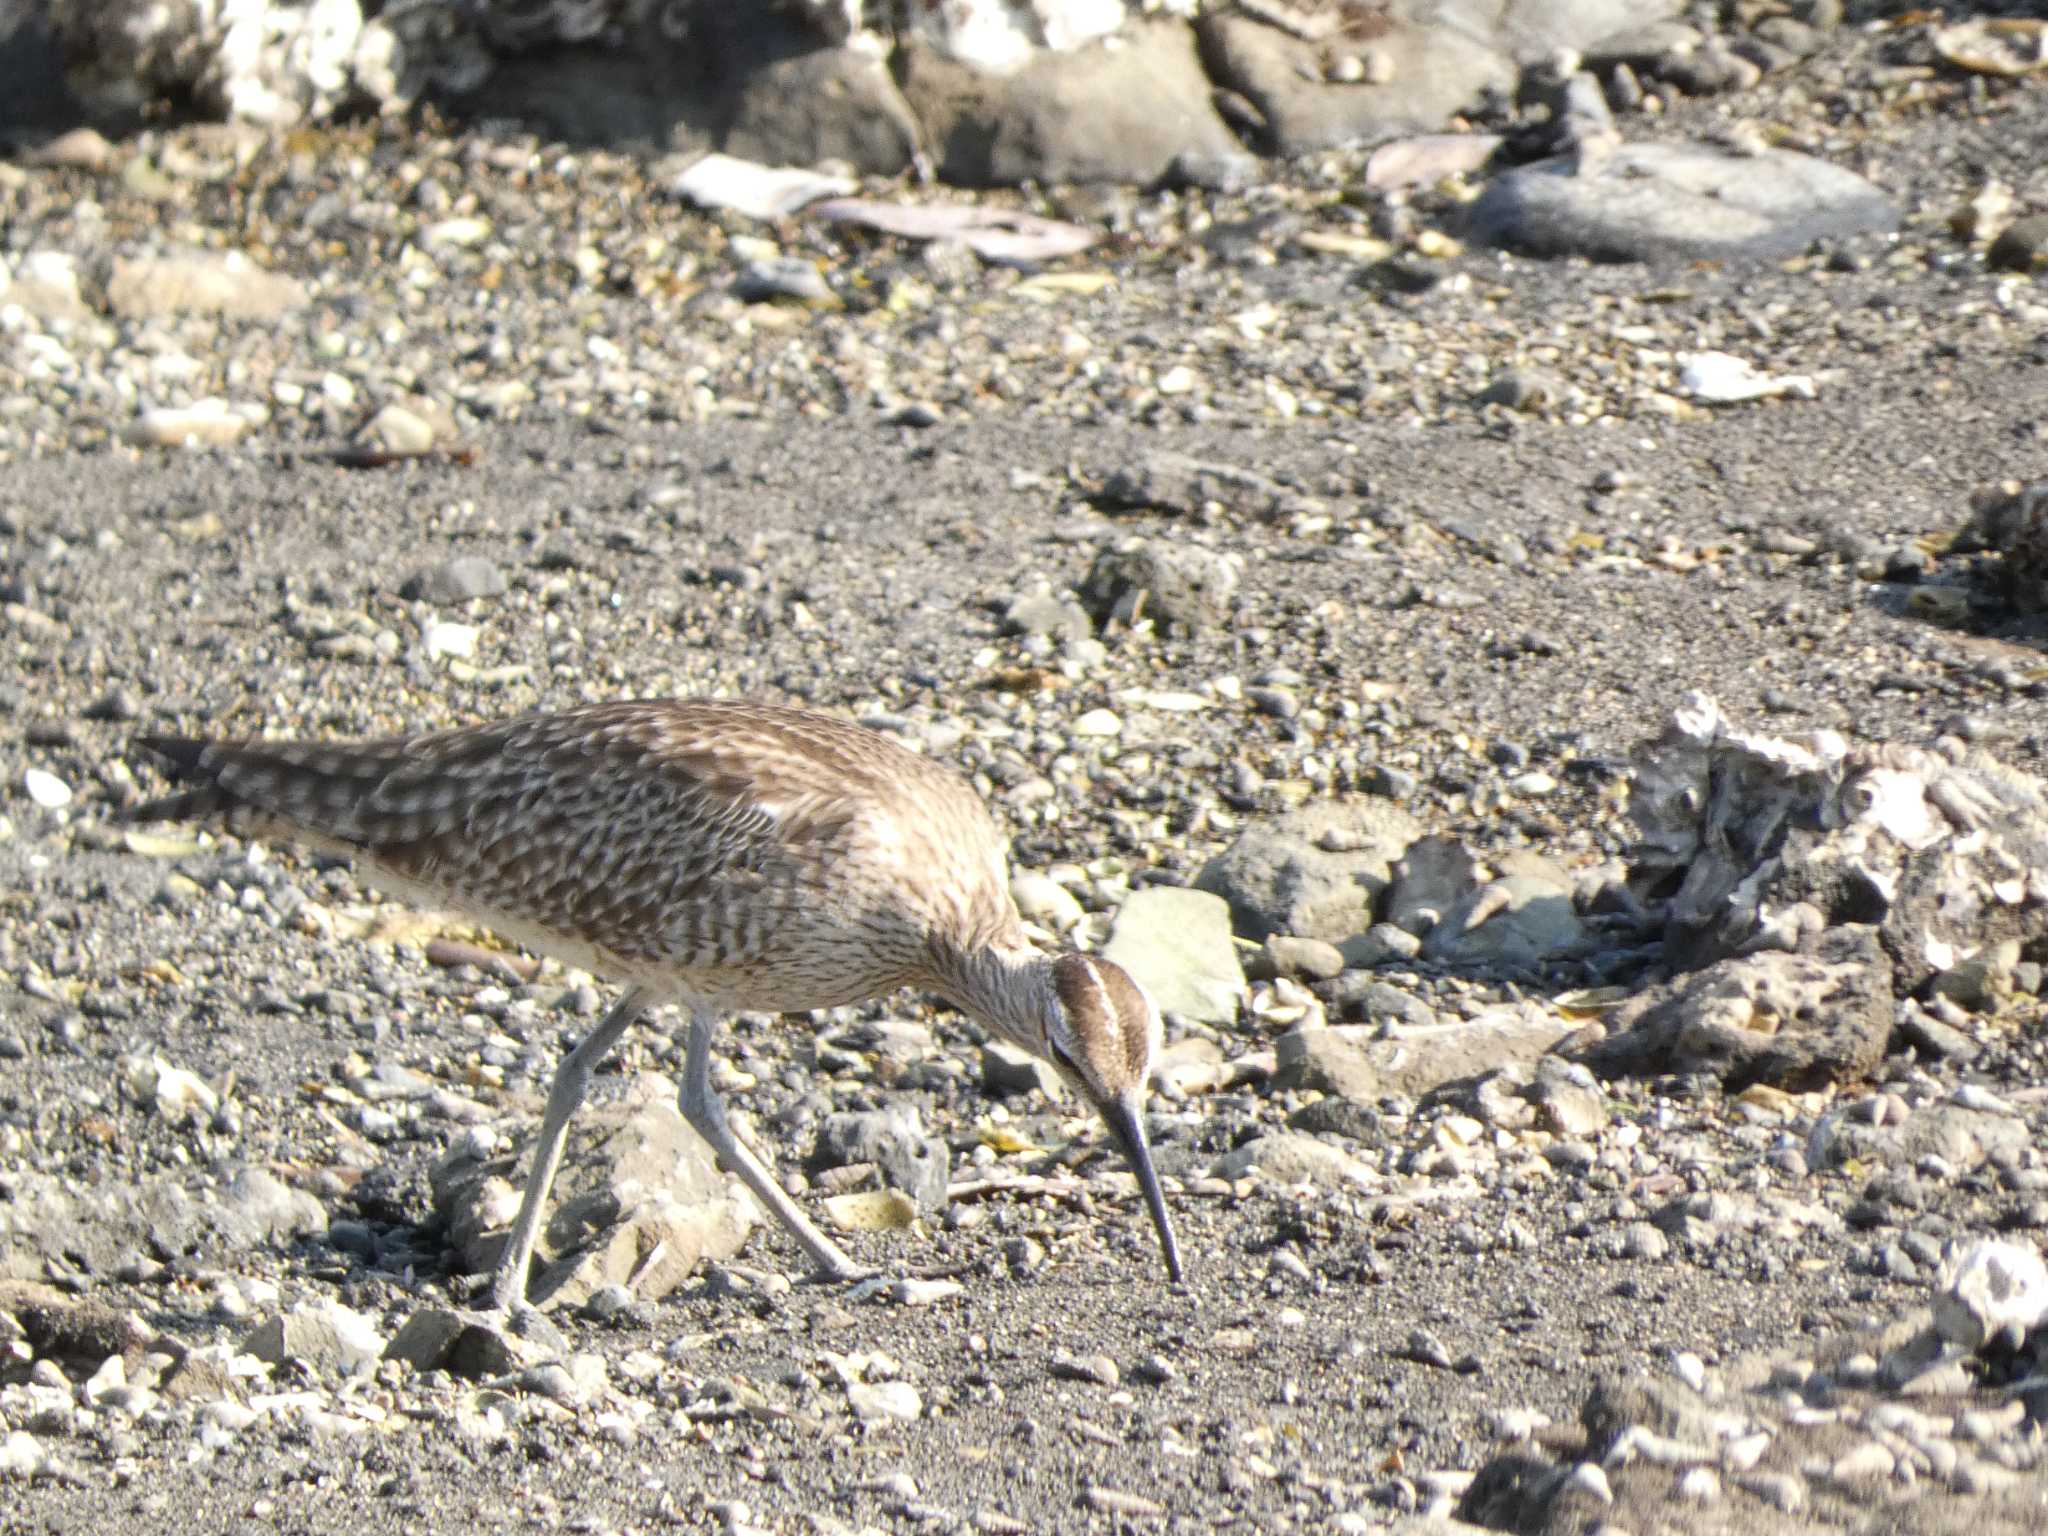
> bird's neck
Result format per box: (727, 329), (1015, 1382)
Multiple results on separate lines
(930, 940), (1054, 1053)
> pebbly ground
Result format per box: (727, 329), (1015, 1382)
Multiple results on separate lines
(4, 22), (2048, 1536)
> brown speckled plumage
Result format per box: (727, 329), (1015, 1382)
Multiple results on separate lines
(143, 701), (1024, 1010)
(132, 698), (1184, 1293)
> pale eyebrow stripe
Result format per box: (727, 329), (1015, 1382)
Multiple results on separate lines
(1075, 954), (1116, 1025)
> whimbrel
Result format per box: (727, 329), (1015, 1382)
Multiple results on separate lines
(129, 699), (1184, 1302)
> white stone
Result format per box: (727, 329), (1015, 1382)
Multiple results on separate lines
(1678, 350), (1817, 404)
(1676, 1466), (1721, 1502)
(846, 1379), (922, 1422)
(125, 398), (263, 448)
(423, 622), (478, 660)
(899, 0), (1131, 75)
(23, 769), (71, 809)
(421, 217), (492, 248)
(122, 1052), (220, 1122)
(1070, 708), (1121, 738)
(0, 1430), (44, 1478)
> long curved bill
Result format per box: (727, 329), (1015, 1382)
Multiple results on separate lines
(1099, 1093), (1185, 1284)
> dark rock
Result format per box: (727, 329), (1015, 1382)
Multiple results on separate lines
(1194, 798), (1420, 943)
(1326, 976), (1436, 1027)
(1160, 149), (1263, 194)
(1988, 215), (2048, 274)
(401, 556), (508, 604)
(980, 1040), (1063, 1100)
(384, 1304), (568, 1379)
(809, 1107), (950, 1213)
(1286, 1096), (1386, 1143)
(1077, 539), (1238, 633)
(0, 1281), (153, 1364)
(1382, 833), (1477, 937)
(1584, 927), (1893, 1090)
(721, 40), (923, 178)
(448, 6), (918, 176)
(1092, 452), (1294, 522)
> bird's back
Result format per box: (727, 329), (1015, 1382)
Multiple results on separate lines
(137, 699), (1027, 1010)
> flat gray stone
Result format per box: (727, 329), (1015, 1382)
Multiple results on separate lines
(401, 555), (507, 604)
(1468, 142), (1899, 264)
(1212, 1133), (1376, 1191)
(1809, 1102), (2031, 1175)
(1275, 1009), (1572, 1102)
(1421, 854), (1591, 968)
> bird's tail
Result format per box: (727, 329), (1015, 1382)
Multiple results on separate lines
(126, 736), (239, 825)
(125, 733), (412, 854)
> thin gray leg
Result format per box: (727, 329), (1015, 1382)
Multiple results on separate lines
(489, 986), (653, 1311)
(679, 1009), (865, 1281)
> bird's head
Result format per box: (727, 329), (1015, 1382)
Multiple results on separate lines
(1043, 952), (1184, 1284)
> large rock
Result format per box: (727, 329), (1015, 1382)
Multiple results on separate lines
(433, 1073), (753, 1310)
(1419, 851), (1591, 968)
(1584, 928), (1893, 1091)
(1808, 1101), (2031, 1175)
(1091, 453), (1304, 523)
(0, 5), (84, 131)
(1469, 142), (1900, 265)
(1196, 7), (1515, 157)
(902, 19), (1240, 187)
(1212, 1133), (1378, 1191)
(49, 0), (371, 125)
(0, 1164), (326, 1283)
(1933, 1240), (2048, 1353)
(1195, 799), (1421, 944)
(240, 1302), (386, 1376)
(1101, 886), (1245, 1027)
(1625, 694), (2048, 988)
